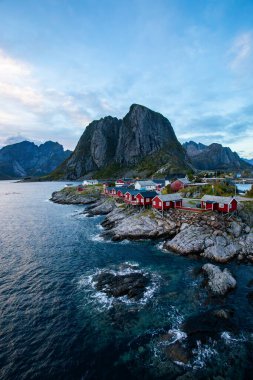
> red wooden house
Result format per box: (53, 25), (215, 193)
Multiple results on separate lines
(105, 186), (117, 196)
(115, 179), (125, 187)
(152, 194), (183, 210)
(124, 190), (140, 205)
(116, 187), (130, 198)
(135, 191), (157, 206)
(201, 195), (238, 213)
(171, 177), (191, 192)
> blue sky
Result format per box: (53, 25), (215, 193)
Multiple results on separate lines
(0, 0), (252, 157)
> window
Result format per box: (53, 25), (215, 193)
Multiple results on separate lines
(166, 202), (169, 206)
(229, 203), (232, 209)
(219, 203), (224, 208)
(159, 202), (162, 206)
(146, 198), (150, 202)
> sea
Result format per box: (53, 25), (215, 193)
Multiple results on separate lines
(0, 181), (253, 380)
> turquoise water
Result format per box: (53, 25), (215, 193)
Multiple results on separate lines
(0, 181), (253, 379)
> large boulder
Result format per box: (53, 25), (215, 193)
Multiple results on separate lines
(164, 226), (211, 255)
(202, 263), (236, 295)
(201, 243), (241, 263)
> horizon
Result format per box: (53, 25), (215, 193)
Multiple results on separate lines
(0, 0), (253, 157)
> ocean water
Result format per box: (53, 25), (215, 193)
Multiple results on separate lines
(0, 181), (253, 379)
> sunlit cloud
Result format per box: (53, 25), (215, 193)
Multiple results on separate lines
(229, 32), (252, 70)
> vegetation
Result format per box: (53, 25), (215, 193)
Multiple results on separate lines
(180, 182), (237, 198)
(246, 185), (253, 198)
(161, 184), (174, 194)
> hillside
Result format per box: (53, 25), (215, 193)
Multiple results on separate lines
(0, 141), (72, 179)
(49, 104), (191, 180)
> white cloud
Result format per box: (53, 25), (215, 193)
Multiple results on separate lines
(229, 32), (252, 70)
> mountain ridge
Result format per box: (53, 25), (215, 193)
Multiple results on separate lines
(0, 140), (72, 179)
(183, 141), (251, 171)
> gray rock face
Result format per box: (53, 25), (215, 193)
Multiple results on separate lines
(50, 190), (97, 205)
(53, 104), (190, 179)
(102, 207), (177, 241)
(86, 198), (116, 216)
(202, 263), (236, 295)
(183, 141), (251, 171)
(0, 140), (72, 179)
(164, 226), (211, 255)
(202, 243), (241, 263)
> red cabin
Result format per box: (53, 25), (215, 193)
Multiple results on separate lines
(201, 195), (238, 213)
(124, 190), (139, 205)
(171, 177), (191, 192)
(135, 191), (157, 206)
(115, 179), (125, 187)
(152, 194), (182, 210)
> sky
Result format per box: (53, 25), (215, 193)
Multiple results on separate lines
(0, 0), (253, 157)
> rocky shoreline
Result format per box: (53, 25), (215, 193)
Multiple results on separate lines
(50, 190), (253, 264)
(51, 189), (253, 297)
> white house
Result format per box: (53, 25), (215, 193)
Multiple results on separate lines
(82, 179), (99, 186)
(134, 180), (157, 191)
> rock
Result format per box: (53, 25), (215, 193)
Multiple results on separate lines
(165, 341), (191, 364)
(87, 198), (116, 216)
(164, 226), (211, 255)
(50, 189), (98, 205)
(230, 221), (242, 238)
(103, 208), (177, 241)
(183, 308), (237, 345)
(93, 271), (150, 299)
(212, 308), (234, 319)
(202, 242), (241, 263)
(202, 263), (236, 295)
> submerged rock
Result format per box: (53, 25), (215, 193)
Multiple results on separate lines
(93, 271), (150, 299)
(202, 263), (236, 295)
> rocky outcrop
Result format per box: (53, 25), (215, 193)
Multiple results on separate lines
(183, 141), (251, 171)
(102, 207), (177, 241)
(202, 263), (236, 295)
(201, 242), (241, 263)
(50, 104), (191, 179)
(164, 226), (211, 255)
(93, 270), (150, 299)
(86, 198), (116, 216)
(0, 140), (71, 179)
(50, 189), (98, 205)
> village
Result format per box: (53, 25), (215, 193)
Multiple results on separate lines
(79, 176), (242, 215)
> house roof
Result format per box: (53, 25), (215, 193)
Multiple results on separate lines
(125, 190), (140, 195)
(106, 186), (116, 191)
(152, 179), (166, 185)
(136, 191), (157, 198)
(117, 187), (130, 193)
(135, 180), (156, 186)
(177, 178), (191, 185)
(155, 194), (182, 202)
(201, 195), (237, 204)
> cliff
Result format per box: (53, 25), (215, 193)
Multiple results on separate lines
(51, 104), (190, 179)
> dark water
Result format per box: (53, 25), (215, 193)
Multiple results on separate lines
(0, 181), (253, 380)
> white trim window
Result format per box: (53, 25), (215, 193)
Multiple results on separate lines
(219, 203), (224, 208)
(146, 198), (150, 202)
(166, 202), (169, 206)
(159, 201), (162, 206)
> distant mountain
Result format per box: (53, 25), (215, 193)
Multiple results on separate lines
(49, 104), (191, 180)
(0, 141), (72, 180)
(243, 158), (253, 166)
(183, 141), (251, 171)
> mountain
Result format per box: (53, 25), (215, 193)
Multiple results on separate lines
(50, 104), (191, 180)
(243, 158), (253, 166)
(183, 141), (251, 171)
(0, 141), (72, 179)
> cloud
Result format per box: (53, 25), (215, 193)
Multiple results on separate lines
(229, 32), (252, 70)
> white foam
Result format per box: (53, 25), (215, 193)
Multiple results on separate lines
(91, 234), (109, 243)
(192, 340), (218, 369)
(156, 241), (167, 252)
(167, 306), (185, 329)
(221, 331), (247, 344)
